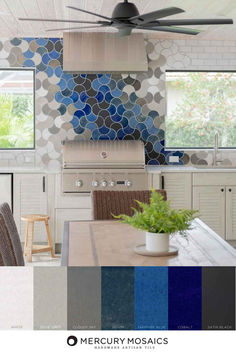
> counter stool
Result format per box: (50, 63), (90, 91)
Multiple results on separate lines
(21, 214), (55, 262)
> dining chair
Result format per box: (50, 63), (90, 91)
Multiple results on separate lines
(92, 189), (167, 220)
(0, 203), (25, 266)
(0, 214), (18, 266)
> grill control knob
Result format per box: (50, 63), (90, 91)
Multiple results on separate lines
(92, 180), (99, 187)
(101, 180), (107, 187)
(109, 181), (116, 187)
(125, 180), (132, 187)
(75, 180), (83, 187)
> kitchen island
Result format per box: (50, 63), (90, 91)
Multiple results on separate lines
(61, 218), (236, 266)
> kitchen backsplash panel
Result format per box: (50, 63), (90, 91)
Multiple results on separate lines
(0, 37), (236, 169)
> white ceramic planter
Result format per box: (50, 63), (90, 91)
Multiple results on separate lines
(145, 232), (169, 253)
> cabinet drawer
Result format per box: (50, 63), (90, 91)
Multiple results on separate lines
(193, 173), (236, 186)
(55, 208), (92, 243)
(55, 174), (91, 209)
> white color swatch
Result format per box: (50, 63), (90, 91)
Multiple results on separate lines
(0, 267), (33, 329)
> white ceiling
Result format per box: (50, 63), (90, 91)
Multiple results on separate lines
(1, 0), (236, 40)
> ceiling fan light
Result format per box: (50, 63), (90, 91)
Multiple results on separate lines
(118, 27), (133, 37)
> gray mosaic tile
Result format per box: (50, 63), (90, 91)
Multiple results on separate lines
(0, 37), (233, 167)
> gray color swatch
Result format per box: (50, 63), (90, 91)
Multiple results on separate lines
(34, 267), (67, 330)
(67, 267), (101, 330)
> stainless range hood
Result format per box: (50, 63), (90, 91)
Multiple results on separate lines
(63, 32), (148, 73)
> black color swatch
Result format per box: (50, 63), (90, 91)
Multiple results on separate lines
(202, 267), (235, 330)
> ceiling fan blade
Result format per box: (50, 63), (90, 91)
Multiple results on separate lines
(46, 25), (108, 32)
(18, 17), (108, 24)
(155, 18), (233, 26)
(67, 6), (112, 21)
(130, 7), (185, 25)
(139, 26), (201, 35)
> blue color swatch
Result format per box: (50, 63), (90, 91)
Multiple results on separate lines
(168, 267), (202, 330)
(135, 267), (168, 330)
(102, 267), (134, 330)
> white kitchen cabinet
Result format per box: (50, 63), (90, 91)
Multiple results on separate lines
(55, 209), (92, 243)
(225, 186), (236, 240)
(193, 173), (236, 240)
(54, 174), (92, 243)
(159, 173), (192, 209)
(14, 174), (48, 242)
(193, 186), (225, 238)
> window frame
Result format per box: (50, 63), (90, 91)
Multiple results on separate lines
(0, 67), (35, 151)
(165, 69), (236, 151)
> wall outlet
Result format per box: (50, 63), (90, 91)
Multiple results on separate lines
(24, 156), (34, 163)
(169, 156), (179, 163)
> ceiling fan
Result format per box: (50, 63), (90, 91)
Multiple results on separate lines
(19, 0), (233, 37)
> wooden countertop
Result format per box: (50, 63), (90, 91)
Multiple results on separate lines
(61, 218), (236, 267)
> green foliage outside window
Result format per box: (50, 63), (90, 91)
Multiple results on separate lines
(165, 72), (236, 148)
(0, 94), (34, 149)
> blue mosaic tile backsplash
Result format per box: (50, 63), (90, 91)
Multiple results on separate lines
(1, 37), (192, 168)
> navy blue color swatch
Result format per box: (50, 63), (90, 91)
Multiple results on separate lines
(168, 267), (202, 330)
(135, 267), (168, 330)
(102, 267), (134, 330)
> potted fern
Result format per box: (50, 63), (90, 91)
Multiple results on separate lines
(114, 189), (198, 253)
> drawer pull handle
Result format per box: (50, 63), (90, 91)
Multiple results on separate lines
(221, 188), (224, 192)
(229, 188), (232, 192)
(161, 176), (165, 189)
(43, 176), (46, 193)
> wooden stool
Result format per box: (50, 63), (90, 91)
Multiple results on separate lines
(21, 214), (55, 262)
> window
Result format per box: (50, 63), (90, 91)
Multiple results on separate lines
(0, 69), (35, 149)
(165, 71), (236, 149)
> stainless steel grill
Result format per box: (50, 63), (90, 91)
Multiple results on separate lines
(62, 140), (149, 193)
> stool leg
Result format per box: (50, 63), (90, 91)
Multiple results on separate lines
(44, 219), (55, 258)
(24, 221), (29, 257)
(27, 221), (34, 262)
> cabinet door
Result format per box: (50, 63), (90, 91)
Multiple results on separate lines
(14, 174), (48, 242)
(193, 186), (225, 239)
(151, 173), (160, 189)
(161, 173), (192, 209)
(55, 209), (92, 243)
(226, 186), (236, 240)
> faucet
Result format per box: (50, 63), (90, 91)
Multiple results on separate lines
(213, 131), (223, 166)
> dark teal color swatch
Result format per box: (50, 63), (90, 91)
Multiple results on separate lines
(135, 267), (168, 330)
(168, 267), (202, 330)
(102, 267), (134, 330)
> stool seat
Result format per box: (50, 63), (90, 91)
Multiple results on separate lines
(21, 213), (55, 262)
(21, 214), (50, 222)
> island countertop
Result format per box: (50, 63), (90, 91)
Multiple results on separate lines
(61, 218), (236, 267)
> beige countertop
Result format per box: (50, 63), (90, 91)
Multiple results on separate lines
(1, 165), (236, 174)
(0, 167), (60, 174)
(146, 165), (236, 173)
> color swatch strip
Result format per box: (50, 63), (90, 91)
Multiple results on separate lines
(0, 267), (235, 330)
